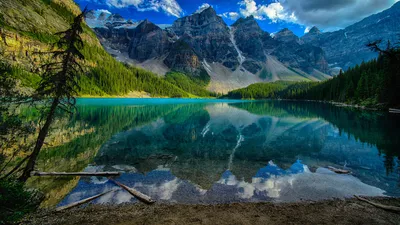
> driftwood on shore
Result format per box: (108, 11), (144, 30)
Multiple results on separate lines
(110, 179), (155, 204)
(355, 196), (400, 213)
(56, 190), (116, 212)
(328, 166), (351, 174)
(389, 108), (400, 113)
(31, 171), (121, 177)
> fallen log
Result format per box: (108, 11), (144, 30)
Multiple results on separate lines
(31, 171), (121, 177)
(328, 166), (351, 174)
(355, 196), (400, 213)
(110, 179), (155, 204)
(389, 108), (400, 113)
(56, 189), (115, 212)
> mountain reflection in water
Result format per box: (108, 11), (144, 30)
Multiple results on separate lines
(59, 160), (385, 206)
(32, 99), (399, 206)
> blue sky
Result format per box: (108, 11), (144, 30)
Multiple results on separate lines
(74, 0), (399, 37)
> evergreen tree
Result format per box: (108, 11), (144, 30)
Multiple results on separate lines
(19, 9), (87, 182)
(367, 40), (400, 106)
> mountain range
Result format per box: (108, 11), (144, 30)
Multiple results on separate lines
(86, 2), (400, 93)
(1, 0), (399, 96)
(0, 0), (200, 97)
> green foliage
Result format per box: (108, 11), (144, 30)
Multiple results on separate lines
(278, 82), (319, 99)
(79, 43), (193, 97)
(34, 9), (86, 103)
(0, 15), (5, 27)
(41, 0), (75, 23)
(2, 0), (200, 98)
(165, 71), (215, 97)
(0, 179), (42, 224)
(7, 65), (40, 88)
(259, 69), (272, 80)
(197, 69), (211, 87)
(0, 56), (34, 182)
(225, 81), (294, 99)
(275, 41), (400, 108)
(278, 59), (387, 107)
(21, 31), (58, 44)
(12, 32), (194, 97)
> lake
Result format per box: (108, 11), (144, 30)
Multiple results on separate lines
(30, 99), (400, 207)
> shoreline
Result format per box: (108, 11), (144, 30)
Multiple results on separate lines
(274, 99), (389, 111)
(74, 96), (395, 113)
(25, 197), (400, 225)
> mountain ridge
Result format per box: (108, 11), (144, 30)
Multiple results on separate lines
(301, 1), (400, 70)
(89, 8), (331, 93)
(0, 0), (206, 97)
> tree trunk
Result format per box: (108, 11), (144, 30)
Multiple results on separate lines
(19, 97), (59, 182)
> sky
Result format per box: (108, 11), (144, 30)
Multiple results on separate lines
(74, 0), (399, 36)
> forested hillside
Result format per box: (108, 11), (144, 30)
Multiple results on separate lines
(280, 41), (400, 108)
(165, 71), (217, 97)
(0, 0), (208, 97)
(226, 40), (400, 108)
(224, 81), (294, 99)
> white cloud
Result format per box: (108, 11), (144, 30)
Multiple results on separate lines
(194, 3), (212, 14)
(219, 0), (398, 31)
(221, 0), (297, 23)
(220, 12), (240, 20)
(238, 0), (258, 17)
(97, 0), (183, 18)
(98, 9), (112, 14)
(217, 167), (385, 202)
(106, 0), (143, 8)
(280, 0), (399, 30)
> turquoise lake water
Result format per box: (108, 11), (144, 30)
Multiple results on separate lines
(34, 99), (400, 205)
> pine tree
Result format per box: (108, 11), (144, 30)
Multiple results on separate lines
(19, 9), (87, 182)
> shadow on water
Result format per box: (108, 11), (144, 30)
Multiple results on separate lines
(30, 99), (400, 206)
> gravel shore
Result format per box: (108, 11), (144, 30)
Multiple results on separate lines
(24, 197), (400, 225)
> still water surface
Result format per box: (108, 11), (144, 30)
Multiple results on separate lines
(32, 99), (400, 206)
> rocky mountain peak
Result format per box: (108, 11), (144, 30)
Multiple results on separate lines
(107, 13), (125, 22)
(199, 6), (217, 16)
(84, 9), (112, 21)
(176, 5), (219, 24)
(232, 15), (259, 29)
(172, 6), (224, 35)
(171, 6), (229, 41)
(137, 19), (160, 31)
(277, 28), (294, 35)
(393, 1), (400, 8)
(309, 26), (321, 34)
(301, 26), (321, 43)
(85, 10), (97, 19)
(98, 12), (110, 21)
(86, 6), (333, 92)
(128, 19), (169, 62)
(274, 28), (300, 43)
(171, 6), (238, 70)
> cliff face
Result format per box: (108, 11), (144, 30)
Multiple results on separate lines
(274, 28), (302, 44)
(171, 7), (239, 70)
(84, 2), (400, 92)
(232, 16), (270, 62)
(302, 26), (321, 43)
(84, 7), (331, 92)
(127, 20), (171, 62)
(301, 2), (400, 70)
(164, 39), (201, 75)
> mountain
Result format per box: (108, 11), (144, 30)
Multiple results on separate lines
(302, 26), (321, 43)
(302, 1), (400, 70)
(0, 0), (196, 97)
(88, 7), (331, 93)
(274, 28), (301, 44)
